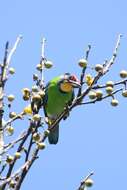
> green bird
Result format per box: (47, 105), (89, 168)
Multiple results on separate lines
(44, 73), (81, 144)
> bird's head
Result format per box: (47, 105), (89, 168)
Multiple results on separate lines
(60, 73), (81, 92)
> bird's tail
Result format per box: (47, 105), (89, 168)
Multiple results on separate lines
(48, 125), (59, 144)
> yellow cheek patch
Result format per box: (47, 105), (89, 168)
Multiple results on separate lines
(60, 82), (73, 92)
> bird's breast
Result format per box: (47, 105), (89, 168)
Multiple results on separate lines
(46, 86), (72, 117)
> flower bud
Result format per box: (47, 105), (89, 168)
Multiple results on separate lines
(9, 67), (15, 74)
(9, 112), (17, 118)
(32, 85), (39, 92)
(122, 90), (127, 97)
(37, 142), (46, 150)
(95, 64), (103, 72)
(96, 90), (103, 99)
(106, 81), (114, 87)
(120, 70), (127, 78)
(111, 99), (119, 106)
(36, 64), (42, 71)
(85, 178), (94, 187)
(106, 86), (113, 94)
(88, 91), (96, 99)
(6, 126), (14, 135)
(33, 74), (38, 81)
(78, 59), (87, 68)
(7, 94), (15, 102)
(6, 155), (14, 164)
(15, 152), (21, 159)
(44, 60), (53, 69)
(32, 114), (41, 121)
(33, 133), (41, 141)
(9, 180), (16, 188)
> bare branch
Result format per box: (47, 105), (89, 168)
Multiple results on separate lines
(6, 35), (22, 69)
(41, 37), (46, 59)
(0, 164), (7, 176)
(77, 45), (91, 97)
(0, 131), (27, 156)
(93, 78), (127, 90)
(0, 42), (9, 152)
(40, 37), (46, 87)
(3, 112), (24, 130)
(0, 161), (30, 187)
(103, 34), (122, 74)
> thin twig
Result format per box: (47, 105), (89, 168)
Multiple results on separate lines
(93, 78), (127, 90)
(25, 135), (33, 162)
(0, 161), (30, 187)
(0, 164), (7, 176)
(79, 88), (123, 105)
(1, 125), (32, 190)
(3, 112), (24, 130)
(40, 38), (46, 85)
(41, 37), (46, 59)
(1, 42), (9, 82)
(77, 45), (91, 97)
(6, 35), (22, 69)
(77, 171), (94, 190)
(0, 131), (27, 156)
(103, 34), (122, 74)
(14, 148), (39, 190)
(0, 42), (9, 152)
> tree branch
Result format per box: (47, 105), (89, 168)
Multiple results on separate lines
(79, 88), (123, 105)
(77, 171), (94, 190)
(77, 45), (91, 97)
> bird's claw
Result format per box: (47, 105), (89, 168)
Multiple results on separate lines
(63, 104), (70, 120)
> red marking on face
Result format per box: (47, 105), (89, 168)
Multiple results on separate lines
(69, 75), (79, 82)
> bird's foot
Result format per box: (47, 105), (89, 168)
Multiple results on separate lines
(63, 104), (70, 120)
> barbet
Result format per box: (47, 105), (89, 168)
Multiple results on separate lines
(44, 73), (81, 144)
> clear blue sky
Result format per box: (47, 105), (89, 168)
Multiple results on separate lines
(0, 0), (127, 190)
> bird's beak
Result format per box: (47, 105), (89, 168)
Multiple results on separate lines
(68, 79), (81, 88)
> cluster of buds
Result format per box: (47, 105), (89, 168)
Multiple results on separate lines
(78, 53), (127, 107)
(22, 86), (45, 114)
(78, 58), (103, 73)
(32, 132), (46, 150)
(22, 88), (31, 101)
(8, 174), (20, 188)
(88, 83), (119, 107)
(6, 151), (22, 165)
(36, 60), (53, 71)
